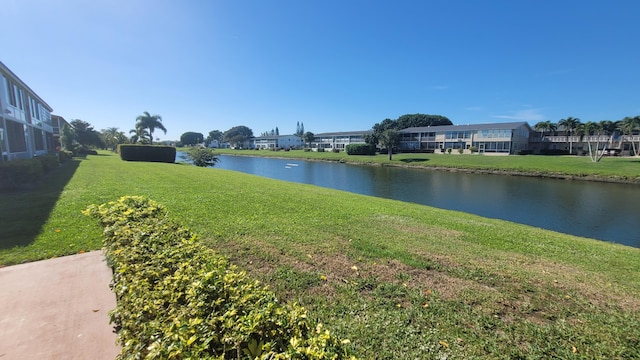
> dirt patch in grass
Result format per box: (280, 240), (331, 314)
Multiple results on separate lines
(213, 234), (639, 325)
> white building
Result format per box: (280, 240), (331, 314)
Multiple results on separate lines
(311, 131), (372, 151)
(253, 135), (304, 150)
(0, 61), (54, 161)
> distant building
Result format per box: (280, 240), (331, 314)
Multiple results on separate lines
(0, 61), (54, 161)
(398, 122), (533, 155)
(51, 115), (69, 151)
(310, 130), (372, 151)
(253, 134), (304, 150)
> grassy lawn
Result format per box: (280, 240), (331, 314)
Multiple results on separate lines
(209, 148), (640, 182)
(1, 151), (639, 358)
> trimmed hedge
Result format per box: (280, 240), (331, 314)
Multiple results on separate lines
(119, 145), (176, 163)
(0, 154), (61, 191)
(84, 196), (355, 359)
(345, 144), (376, 156)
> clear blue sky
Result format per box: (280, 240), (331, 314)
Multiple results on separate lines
(3, 0), (639, 141)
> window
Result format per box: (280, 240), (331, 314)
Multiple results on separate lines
(6, 120), (27, 152)
(33, 128), (44, 150)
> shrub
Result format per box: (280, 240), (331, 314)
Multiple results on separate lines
(332, 148), (341, 153)
(58, 150), (73, 162)
(345, 144), (376, 155)
(0, 154), (64, 190)
(181, 147), (219, 167)
(84, 196), (356, 359)
(469, 146), (478, 153)
(119, 144), (176, 163)
(317, 148), (325, 152)
(304, 148), (311, 152)
(36, 154), (60, 172)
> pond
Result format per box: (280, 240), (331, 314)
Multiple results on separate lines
(180, 152), (639, 248)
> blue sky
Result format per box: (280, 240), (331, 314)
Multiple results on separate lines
(3, 0), (639, 140)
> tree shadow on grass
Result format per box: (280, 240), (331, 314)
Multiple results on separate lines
(0, 159), (81, 250)
(399, 158), (430, 164)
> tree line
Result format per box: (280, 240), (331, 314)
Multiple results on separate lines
(534, 116), (640, 161)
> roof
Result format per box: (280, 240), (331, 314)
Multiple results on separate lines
(0, 61), (54, 112)
(399, 122), (531, 133)
(314, 130), (373, 137)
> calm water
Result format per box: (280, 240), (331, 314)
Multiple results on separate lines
(188, 153), (639, 248)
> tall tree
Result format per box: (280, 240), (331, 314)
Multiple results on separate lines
(582, 121), (606, 162)
(101, 127), (127, 151)
(379, 129), (401, 160)
(558, 116), (581, 154)
(396, 114), (452, 129)
(205, 130), (223, 147)
(61, 123), (75, 150)
(302, 131), (315, 148)
(70, 119), (104, 148)
(135, 111), (166, 145)
(618, 116), (640, 156)
(223, 126), (254, 148)
(533, 121), (557, 150)
(180, 132), (204, 146)
(129, 127), (150, 144)
(275, 127), (279, 135)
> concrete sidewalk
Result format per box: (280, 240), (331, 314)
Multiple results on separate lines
(0, 251), (119, 359)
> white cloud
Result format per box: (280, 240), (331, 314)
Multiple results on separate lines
(491, 109), (545, 122)
(464, 106), (483, 111)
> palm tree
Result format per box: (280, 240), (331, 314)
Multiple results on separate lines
(135, 111), (166, 145)
(558, 117), (581, 154)
(129, 127), (150, 144)
(533, 121), (557, 149)
(618, 116), (640, 156)
(101, 127), (127, 151)
(379, 129), (400, 160)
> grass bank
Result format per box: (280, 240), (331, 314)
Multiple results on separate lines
(1, 152), (639, 358)
(208, 148), (640, 183)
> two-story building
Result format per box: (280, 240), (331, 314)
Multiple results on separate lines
(310, 130), (372, 151)
(398, 122), (533, 155)
(253, 134), (304, 150)
(0, 61), (54, 161)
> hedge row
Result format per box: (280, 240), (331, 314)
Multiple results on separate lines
(119, 144), (176, 163)
(83, 196), (355, 360)
(345, 144), (376, 156)
(0, 152), (69, 191)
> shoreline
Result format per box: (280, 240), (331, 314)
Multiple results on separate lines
(215, 152), (640, 185)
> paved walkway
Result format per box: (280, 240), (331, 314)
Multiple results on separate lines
(0, 251), (119, 359)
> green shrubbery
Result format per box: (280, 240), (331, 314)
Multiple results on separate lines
(345, 144), (376, 156)
(84, 196), (355, 359)
(119, 144), (176, 163)
(0, 154), (63, 191)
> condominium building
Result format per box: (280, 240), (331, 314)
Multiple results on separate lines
(0, 61), (54, 161)
(398, 122), (533, 155)
(310, 130), (372, 151)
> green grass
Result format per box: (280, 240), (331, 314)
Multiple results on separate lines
(2, 151), (639, 359)
(209, 148), (640, 182)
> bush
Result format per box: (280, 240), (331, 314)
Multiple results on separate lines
(540, 149), (570, 155)
(317, 148), (325, 152)
(58, 150), (73, 162)
(84, 196), (356, 360)
(345, 144), (376, 155)
(119, 144), (176, 163)
(332, 148), (341, 153)
(0, 159), (44, 190)
(181, 147), (219, 167)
